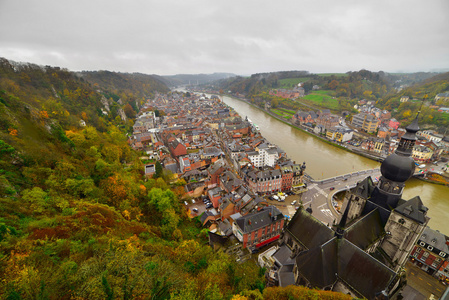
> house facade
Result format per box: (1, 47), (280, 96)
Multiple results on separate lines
(232, 206), (284, 249)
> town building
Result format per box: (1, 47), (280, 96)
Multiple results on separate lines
(351, 113), (380, 133)
(412, 144), (433, 162)
(410, 227), (449, 282)
(232, 206), (284, 249)
(326, 126), (354, 142)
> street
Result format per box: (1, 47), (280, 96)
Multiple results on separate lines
(301, 168), (381, 225)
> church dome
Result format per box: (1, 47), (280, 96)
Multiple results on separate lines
(380, 153), (416, 182)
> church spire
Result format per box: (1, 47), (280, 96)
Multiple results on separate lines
(395, 112), (420, 156)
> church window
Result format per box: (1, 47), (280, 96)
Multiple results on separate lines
(439, 251), (447, 258)
(419, 241), (426, 247)
(427, 245), (433, 251)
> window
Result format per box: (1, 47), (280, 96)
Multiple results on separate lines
(422, 251), (429, 258)
(432, 258), (441, 268)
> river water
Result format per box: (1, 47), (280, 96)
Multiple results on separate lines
(217, 94), (449, 235)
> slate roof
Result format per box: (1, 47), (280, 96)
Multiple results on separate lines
(338, 239), (397, 299)
(419, 227), (449, 253)
(295, 238), (397, 299)
(285, 207), (335, 250)
(236, 206), (283, 234)
(395, 196), (428, 224)
(344, 208), (385, 250)
(352, 176), (375, 199)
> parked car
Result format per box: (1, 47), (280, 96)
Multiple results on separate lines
(206, 204), (213, 209)
(291, 200), (297, 205)
(273, 195), (279, 200)
(192, 208), (198, 213)
(330, 187), (335, 190)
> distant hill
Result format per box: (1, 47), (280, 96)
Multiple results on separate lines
(159, 72), (237, 87)
(421, 71), (449, 85)
(77, 70), (169, 98)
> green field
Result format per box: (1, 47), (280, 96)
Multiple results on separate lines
(277, 107), (296, 114)
(272, 108), (294, 119)
(278, 77), (311, 88)
(302, 90), (340, 110)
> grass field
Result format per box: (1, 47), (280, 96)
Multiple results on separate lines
(302, 90), (340, 110)
(277, 107), (296, 114)
(278, 77), (311, 88)
(272, 108), (294, 119)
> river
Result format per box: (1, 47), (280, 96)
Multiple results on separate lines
(216, 94), (449, 235)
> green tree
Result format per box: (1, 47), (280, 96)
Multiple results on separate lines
(22, 187), (48, 213)
(153, 161), (163, 179)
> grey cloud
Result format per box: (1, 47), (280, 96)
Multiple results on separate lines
(0, 0), (448, 75)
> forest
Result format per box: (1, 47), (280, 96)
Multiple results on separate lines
(0, 58), (352, 299)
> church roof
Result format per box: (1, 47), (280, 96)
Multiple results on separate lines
(395, 196), (428, 224)
(337, 239), (397, 299)
(380, 153), (415, 182)
(352, 176), (375, 199)
(295, 238), (397, 300)
(295, 237), (338, 288)
(344, 208), (385, 250)
(285, 207), (335, 250)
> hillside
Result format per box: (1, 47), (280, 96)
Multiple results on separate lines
(377, 72), (449, 131)
(161, 72), (237, 87)
(0, 58), (354, 299)
(78, 70), (169, 96)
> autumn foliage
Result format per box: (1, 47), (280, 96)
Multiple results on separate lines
(0, 58), (355, 299)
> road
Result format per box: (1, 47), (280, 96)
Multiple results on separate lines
(405, 261), (446, 299)
(301, 168), (381, 226)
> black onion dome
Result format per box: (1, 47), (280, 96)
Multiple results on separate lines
(380, 153), (416, 182)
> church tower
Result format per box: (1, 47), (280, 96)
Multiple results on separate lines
(370, 114), (420, 210)
(375, 113), (429, 271)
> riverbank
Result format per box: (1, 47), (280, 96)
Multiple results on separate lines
(217, 92), (449, 187)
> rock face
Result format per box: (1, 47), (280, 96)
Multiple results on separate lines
(101, 95), (110, 112)
(118, 108), (127, 122)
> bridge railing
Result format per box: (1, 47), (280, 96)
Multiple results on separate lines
(309, 168), (380, 184)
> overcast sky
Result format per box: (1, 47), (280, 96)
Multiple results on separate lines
(1, 0), (448, 76)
